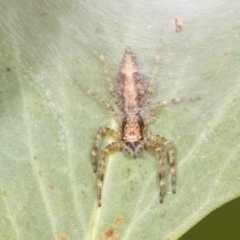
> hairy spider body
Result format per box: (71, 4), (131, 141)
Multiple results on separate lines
(74, 44), (196, 207)
(117, 48), (146, 155)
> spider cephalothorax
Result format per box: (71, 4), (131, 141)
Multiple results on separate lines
(121, 116), (144, 155)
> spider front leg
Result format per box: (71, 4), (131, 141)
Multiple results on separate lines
(92, 127), (119, 172)
(149, 132), (176, 193)
(145, 139), (165, 203)
(97, 141), (122, 207)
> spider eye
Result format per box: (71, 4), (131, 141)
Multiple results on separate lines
(125, 141), (141, 152)
(134, 141), (140, 148)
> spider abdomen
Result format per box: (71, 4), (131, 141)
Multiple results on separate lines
(117, 47), (147, 116)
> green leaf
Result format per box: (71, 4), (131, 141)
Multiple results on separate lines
(1, 0), (240, 239)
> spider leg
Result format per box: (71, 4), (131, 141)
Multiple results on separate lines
(145, 138), (165, 203)
(95, 33), (116, 98)
(147, 37), (162, 101)
(97, 141), (122, 207)
(99, 52), (116, 98)
(148, 132), (176, 194)
(146, 96), (200, 124)
(92, 127), (119, 172)
(73, 79), (120, 122)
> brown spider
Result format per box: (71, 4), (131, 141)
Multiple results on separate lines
(74, 44), (196, 207)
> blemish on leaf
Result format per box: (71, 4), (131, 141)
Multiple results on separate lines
(6, 67), (11, 72)
(101, 226), (119, 240)
(113, 215), (124, 225)
(174, 17), (183, 33)
(58, 233), (70, 240)
(48, 183), (55, 190)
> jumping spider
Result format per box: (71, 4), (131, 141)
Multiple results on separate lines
(74, 44), (196, 207)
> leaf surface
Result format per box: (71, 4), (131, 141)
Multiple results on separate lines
(0, 0), (240, 239)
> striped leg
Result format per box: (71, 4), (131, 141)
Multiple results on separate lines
(97, 141), (122, 207)
(148, 133), (176, 194)
(92, 127), (119, 173)
(145, 139), (165, 203)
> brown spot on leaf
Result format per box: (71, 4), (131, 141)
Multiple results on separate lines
(58, 233), (70, 240)
(6, 67), (11, 72)
(113, 215), (124, 225)
(48, 183), (55, 190)
(174, 17), (183, 33)
(101, 226), (119, 240)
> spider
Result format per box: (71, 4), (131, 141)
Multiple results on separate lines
(74, 44), (196, 207)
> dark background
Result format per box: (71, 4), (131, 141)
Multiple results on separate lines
(181, 197), (240, 240)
